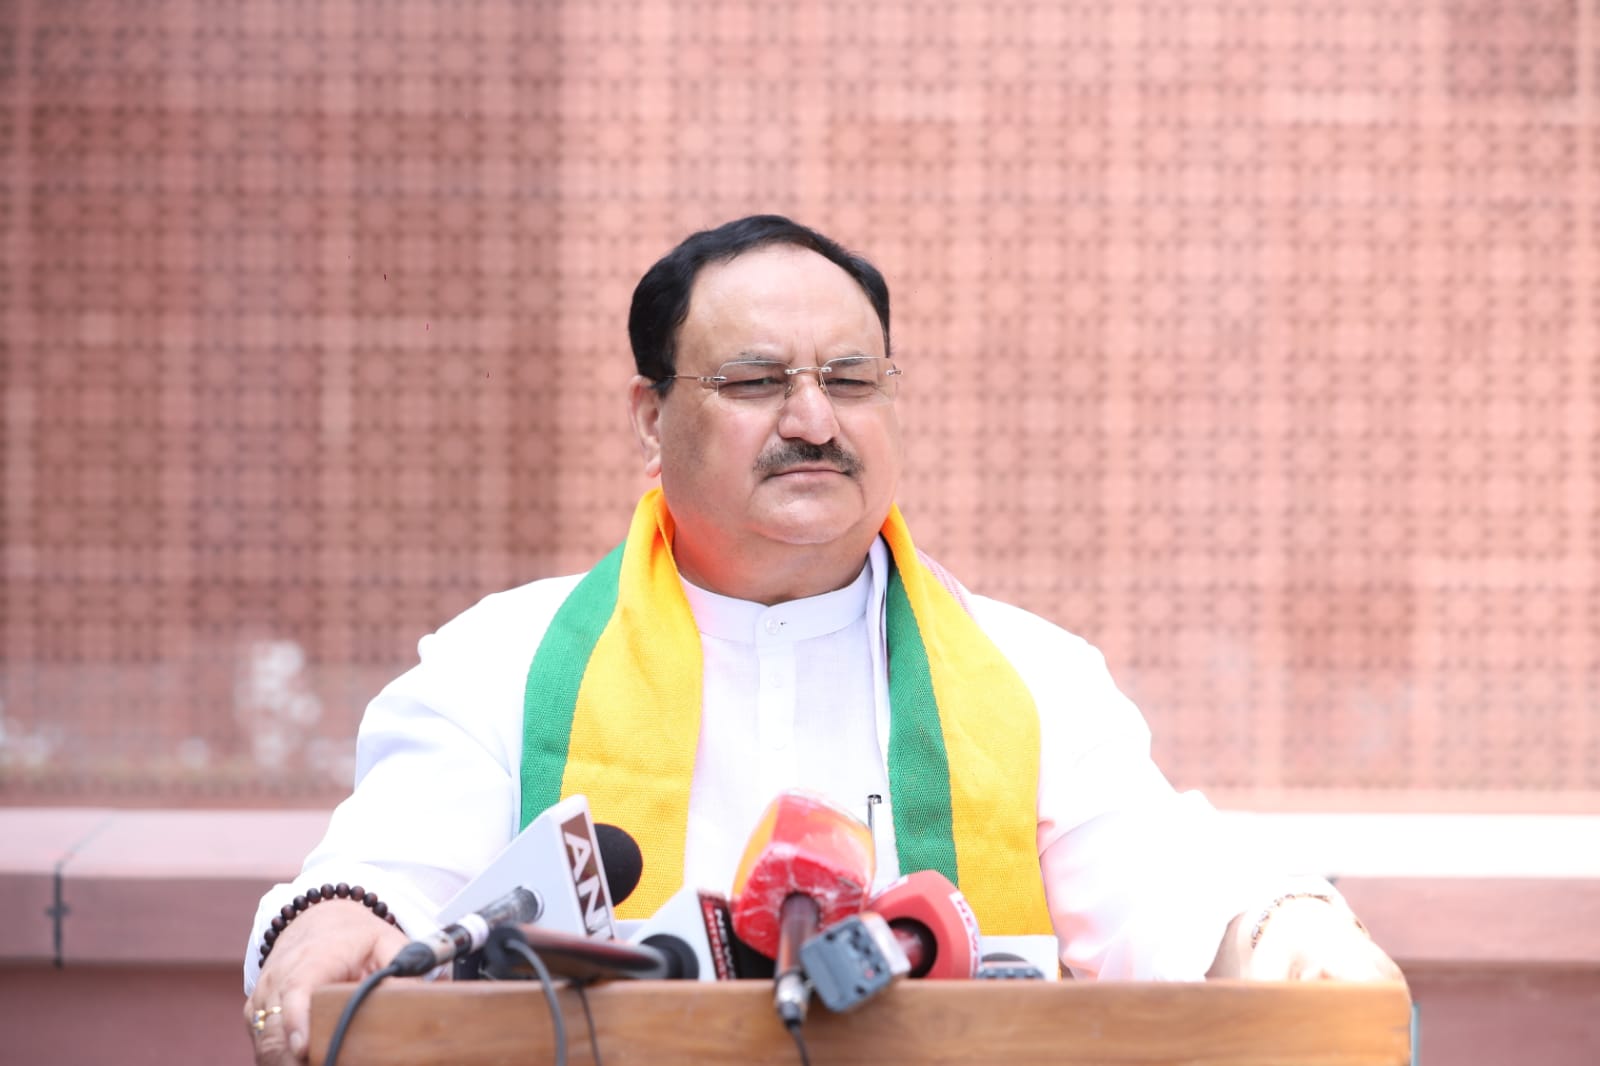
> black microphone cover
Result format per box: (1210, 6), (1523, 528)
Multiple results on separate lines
(595, 823), (643, 905)
(482, 923), (529, 979)
(640, 932), (700, 980)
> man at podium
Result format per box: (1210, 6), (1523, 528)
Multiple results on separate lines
(242, 215), (1400, 1064)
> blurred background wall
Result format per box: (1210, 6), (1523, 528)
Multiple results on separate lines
(2, 0), (1597, 813)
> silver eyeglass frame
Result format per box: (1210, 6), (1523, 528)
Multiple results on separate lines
(662, 356), (903, 402)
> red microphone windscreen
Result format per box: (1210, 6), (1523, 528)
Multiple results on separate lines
(869, 869), (982, 979)
(729, 790), (875, 958)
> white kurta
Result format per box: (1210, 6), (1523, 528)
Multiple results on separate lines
(245, 539), (1313, 992)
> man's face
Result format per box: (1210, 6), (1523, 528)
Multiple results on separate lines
(630, 244), (903, 591)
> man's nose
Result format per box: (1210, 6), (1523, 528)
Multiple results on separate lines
(777, 370), (840, 443)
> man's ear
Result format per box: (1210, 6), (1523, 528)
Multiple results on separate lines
(627, 376), (664, 478)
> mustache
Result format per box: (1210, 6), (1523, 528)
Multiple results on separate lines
(755, 440), (862, 478)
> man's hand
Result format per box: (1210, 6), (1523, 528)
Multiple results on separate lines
(244, 899), (411, 1065)
(1209, 895), (1404, 982)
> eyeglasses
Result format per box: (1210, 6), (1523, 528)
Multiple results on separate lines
(665, 356), (902, 405)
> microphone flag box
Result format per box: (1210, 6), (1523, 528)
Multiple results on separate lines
(436, 793), (618, 941)
(625, 885), (740, 981)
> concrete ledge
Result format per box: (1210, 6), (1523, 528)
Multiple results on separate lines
(0, 808), (329, 965)
(1338, 877), (1600, 968)
(0, 808), (118, 959)
(2, 808), (1598, 970)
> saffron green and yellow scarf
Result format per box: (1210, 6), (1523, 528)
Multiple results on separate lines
(519, 488), (1051, 935)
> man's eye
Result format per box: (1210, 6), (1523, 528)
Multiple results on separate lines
(720, 376), (784, 396)
(823, 360), (881, 395)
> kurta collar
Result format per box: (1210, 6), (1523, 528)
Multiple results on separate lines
(680, 556), (873, 643)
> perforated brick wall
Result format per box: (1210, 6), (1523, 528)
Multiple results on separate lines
(2, 0), (1596, 807)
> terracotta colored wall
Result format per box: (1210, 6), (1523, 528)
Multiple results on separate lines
(2, 0), (1597, 809)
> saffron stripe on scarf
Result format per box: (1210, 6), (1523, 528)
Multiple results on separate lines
(556, 494), (702, 915)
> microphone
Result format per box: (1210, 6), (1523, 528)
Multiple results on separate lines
(389, 886), (541, 977)
(730, 791), (876, 1026)
(977, 935), (1062, 978)
(457, 823), (700, 983)
(435, 794), (620, 940)
(975, 952), (1048, 980)
(869, 870), (981, 979)
(798, 871), (977, 1012)
(485, 922), (684, 981)
(594, 822), (643, 906)
(625, 885), (742, 981)
(798, 910), (910, 1012)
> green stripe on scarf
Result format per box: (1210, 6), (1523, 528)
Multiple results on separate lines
(518, 542), (624, 828)
(883, 567), (960, 885)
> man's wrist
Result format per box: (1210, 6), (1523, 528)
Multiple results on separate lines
(259, 884), (401, 967)
(1210, 879), (1369, 978)
(1250, 891), (1334, 950)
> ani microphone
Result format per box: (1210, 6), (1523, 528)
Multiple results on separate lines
(389, 886), (541, 977)
(435, 794), (626, 942)
(474, 825), (694, 982)
(729, 790), (876, 1026)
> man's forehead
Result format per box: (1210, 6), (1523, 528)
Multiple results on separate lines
(690, 243), (854, 296)
(680, 245), (881, 347)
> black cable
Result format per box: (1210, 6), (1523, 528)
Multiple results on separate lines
(502, 936), (568, 1066)
(324, 961), (402, 1066)
(572, 981), (604, 1066)
(785, 1018), (813, 1066)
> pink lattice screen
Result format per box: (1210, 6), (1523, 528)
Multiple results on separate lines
(2, 1), (1596, 809)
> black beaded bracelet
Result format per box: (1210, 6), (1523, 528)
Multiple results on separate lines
(258, 882), (399, 965)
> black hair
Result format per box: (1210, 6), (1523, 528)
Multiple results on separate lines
(628, 214), (891, 391)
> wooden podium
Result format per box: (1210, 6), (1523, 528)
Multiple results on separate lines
(310, 979), (1413, 1065)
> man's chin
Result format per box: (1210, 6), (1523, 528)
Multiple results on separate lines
(751, 500), (867, 548)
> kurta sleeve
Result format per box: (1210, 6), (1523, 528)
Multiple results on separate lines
(243, 576), (579, 994)
(970, 595), (1306, 979)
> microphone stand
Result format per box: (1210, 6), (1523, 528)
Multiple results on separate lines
(772, 894), (821, 1026)
(483, 924), (683, 982)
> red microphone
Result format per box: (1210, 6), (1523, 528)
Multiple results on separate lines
(868, 870), (981, 979)
(799, 871), (981, 1013)
(730, 791), (875, 1026)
